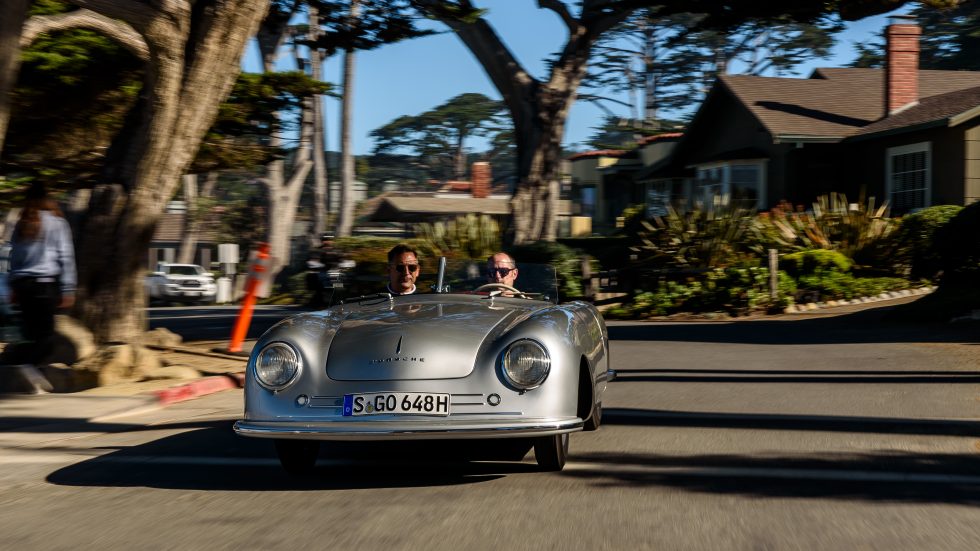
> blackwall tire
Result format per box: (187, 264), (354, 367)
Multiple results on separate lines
(533, 433), (569, 471)
(275, 439), (319, 475)
(584, 401), (602, 431)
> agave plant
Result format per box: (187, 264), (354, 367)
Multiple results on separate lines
(631, 198), (758, 271)
(413, 213), (501, 260)
(753, 192), (895, 259)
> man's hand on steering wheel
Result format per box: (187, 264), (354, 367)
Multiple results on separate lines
(474, 282), (528, 298)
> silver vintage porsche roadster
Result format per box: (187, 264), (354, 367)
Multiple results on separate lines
(234, 258), (612, 474)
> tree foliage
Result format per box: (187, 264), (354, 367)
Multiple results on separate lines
(370, 92), (510, 180)
(303, 0), (435, 55)
(195, 71), (331, 173)
(850, 1), (980, 69)
(4, 2), (142, 186)
(583, 8), (844, 122)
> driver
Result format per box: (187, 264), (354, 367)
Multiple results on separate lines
(387, 244), (420, 295)
(487, 252), (519, 287)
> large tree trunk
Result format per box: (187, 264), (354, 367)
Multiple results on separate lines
(0, 0), (29, 159)
(415, 0), (628, 244)
(67, 0), (269, 344)
(335, 0), (360, 238)
(454, 132), (466, 180)
(256, 0), (310, 278)
(263, 100), (313, 282)
(308, 5), (329, 246)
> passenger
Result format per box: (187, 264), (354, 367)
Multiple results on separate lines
(487, 252), (519, 287)
(387, 244), (420, 295)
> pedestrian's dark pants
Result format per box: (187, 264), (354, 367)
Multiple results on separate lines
(11, 278), (61, 361)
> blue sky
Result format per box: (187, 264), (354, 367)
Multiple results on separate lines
(242, 1), (907, 156)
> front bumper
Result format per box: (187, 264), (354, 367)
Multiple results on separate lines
(233, 416), (584, 441)
(162, 286), (216, 299)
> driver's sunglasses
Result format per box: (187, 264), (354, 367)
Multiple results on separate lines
(392, 263), (420, 274)
(489, 267), (513, 277)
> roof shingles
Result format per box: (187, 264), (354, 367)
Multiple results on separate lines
(720, 68), (980, 141)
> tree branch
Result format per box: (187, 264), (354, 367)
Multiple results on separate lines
(22, 9), (149, 61)
(537, 0), (578, 33)
(412, 0), (536, 123)
(69, 0), (182, 33)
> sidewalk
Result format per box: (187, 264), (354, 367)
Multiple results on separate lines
(0, 339), (254, 429)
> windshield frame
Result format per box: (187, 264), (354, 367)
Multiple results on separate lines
(430, 257), (559, 304)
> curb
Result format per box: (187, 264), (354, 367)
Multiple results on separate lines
(151, 372), (245, 407)
(782, 286), (936, 314)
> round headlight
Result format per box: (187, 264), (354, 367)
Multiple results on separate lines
(254, 342), (302, 390)
(502, 339), (551, 389)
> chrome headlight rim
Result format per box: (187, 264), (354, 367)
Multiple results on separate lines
(501, 338), (551, 390)
(252, 341), (303, 391)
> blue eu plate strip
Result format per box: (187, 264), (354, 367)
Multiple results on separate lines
(342, 394), (353, 416)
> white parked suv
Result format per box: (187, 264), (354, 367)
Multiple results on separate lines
(145, 263), (217, 305)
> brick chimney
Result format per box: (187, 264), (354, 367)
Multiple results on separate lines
(885, 15), (921, 116)
(471, 162), (491, 199)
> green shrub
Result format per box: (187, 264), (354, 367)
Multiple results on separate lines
(887, 205), (962, 281)
(933, 201), (980, 287)
(510, 241), (586, 300)
(781, 249), (852, 277)
(604, 267), (795, 318)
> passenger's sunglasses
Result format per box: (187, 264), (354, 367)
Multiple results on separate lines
(392, 263), (420, 274)
(489, 267), (514, 277)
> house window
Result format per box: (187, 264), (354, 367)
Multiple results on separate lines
(696, 166), (725, 204)
(729, 164), (761, 208)
(886, 142), (931, 213)
(695, 161), (766, 209)
(580, 187), (596, 217)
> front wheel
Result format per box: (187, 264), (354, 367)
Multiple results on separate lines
(533, 433), (569, 471)
(275, 439), (319, 475)
(584, 401), (602, 431)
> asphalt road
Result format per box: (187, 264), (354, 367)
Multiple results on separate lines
(3, 302), (980, 549)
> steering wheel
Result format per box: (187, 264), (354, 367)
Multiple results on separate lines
(474, 282), (528, 299)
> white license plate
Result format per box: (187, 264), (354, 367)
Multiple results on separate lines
(343, 392), (450, 416)
(185, 291), (199, 296)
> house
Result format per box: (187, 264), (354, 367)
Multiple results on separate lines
(638, 15), (980, 215)
(367, 162), (579, 234)
(147, 202), (220, 270)
(568, 133), (682, 231)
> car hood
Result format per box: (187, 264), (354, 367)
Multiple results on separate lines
(325, 301), (525, 380)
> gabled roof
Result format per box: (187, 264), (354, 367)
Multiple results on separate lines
(371, 196), (572, 222)
(152, 213), (220, 243)
(850, 85), (980, 138)
(719, 68), (980, 142)
(567, 149), (636, 161)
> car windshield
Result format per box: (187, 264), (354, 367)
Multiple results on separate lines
(167, 265), (202, 276)
(435, 259), (559, 304)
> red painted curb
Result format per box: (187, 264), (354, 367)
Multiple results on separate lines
(152, 373), (244, 407)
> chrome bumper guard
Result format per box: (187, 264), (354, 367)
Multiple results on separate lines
(233, 417), (584, 441)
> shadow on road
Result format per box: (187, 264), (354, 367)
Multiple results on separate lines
(612, 368), (980, 384)
(46, 420), (535, 491)
(563, 450), (980, 506)
(603, 407), (980, 437)
(609, 306), (980, 346)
